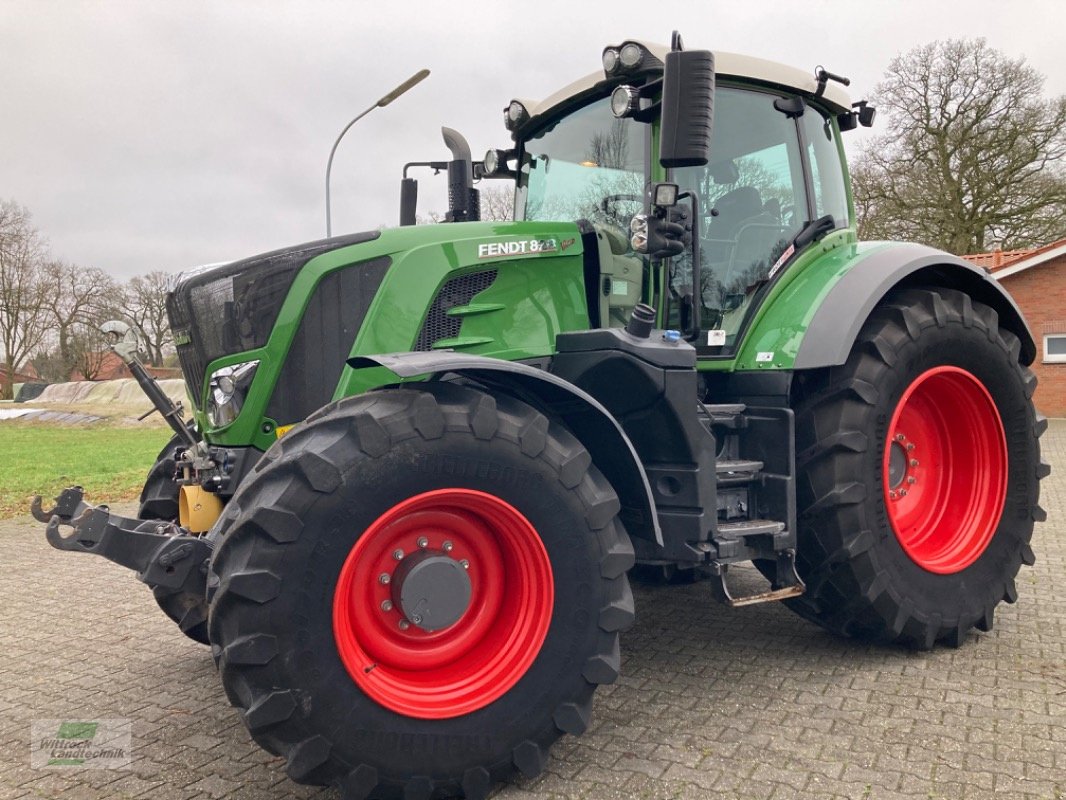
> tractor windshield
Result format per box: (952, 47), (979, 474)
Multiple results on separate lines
(517, 96), (646, 228)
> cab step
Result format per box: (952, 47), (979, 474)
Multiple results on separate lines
(717, 518), (784, 538)
(700, 403), (748, 430)
(716, 459), (764, 485)
(707, 549), (805, 607)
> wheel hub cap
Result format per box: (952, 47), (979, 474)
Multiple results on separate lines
(393, 551), (472, 631)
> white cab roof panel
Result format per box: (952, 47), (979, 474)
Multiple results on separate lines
(522, 41), (852, 123)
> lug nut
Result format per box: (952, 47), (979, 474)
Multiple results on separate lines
(417, 536), (429, 549)
(380, 599), (393, 612)
(907, 476), (916, 484)
(900, 489), (908, 497)
(910, 459), (919, 467)
(398, 620), (410, 631)
(442, 540), (454, 552)
(889, 490), (898, 500)
(460, 559), (470, 569)
(896, 433), (906, 441)
(378, 573), (391, 585)
(907, 443), (915, 451)
(392, 549), (404, 561)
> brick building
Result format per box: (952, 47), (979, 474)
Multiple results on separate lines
(964, 238), (1066, 418)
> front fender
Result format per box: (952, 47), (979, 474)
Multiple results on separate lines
(349, 352), (661, 545)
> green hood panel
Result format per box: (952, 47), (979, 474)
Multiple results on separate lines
(199, 220), (590, 447)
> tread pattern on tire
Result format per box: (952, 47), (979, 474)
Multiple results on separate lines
(207, 383), (635, 799)
(137, 435), (211, 645)
(786, 286), (1045, 649)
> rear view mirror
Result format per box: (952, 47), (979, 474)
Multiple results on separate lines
(659, 49), (714, 168)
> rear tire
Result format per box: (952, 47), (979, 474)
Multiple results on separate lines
(207, 383), (635, 798)
(785, 287), (1045, 649)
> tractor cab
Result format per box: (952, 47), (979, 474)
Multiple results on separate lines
(494, 40), (856, 354)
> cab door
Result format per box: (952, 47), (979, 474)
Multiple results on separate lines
(668, 85), (850, 356)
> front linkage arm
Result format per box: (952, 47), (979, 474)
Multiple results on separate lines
(100, 320), (199, 450)
(32, 486), (212, 593)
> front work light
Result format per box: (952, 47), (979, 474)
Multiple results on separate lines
(611, 85), (640, 118)
(602, 48), (620, 74)
(653, 183), (679, 207)
(619, 43), (644, 69)
(630, 214), (649, 252)
(504, 100), (529, 131)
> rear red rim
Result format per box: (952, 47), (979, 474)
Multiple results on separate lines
(882, 366), (1007, 574)
(332, 489), (554, 718)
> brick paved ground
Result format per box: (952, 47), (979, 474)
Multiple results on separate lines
(2, 423), (1064, 800)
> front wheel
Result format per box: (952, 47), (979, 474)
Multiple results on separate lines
(786, 287), (1046, 649)
(207, 383), (634, 798)
(138, 434), (211, 645)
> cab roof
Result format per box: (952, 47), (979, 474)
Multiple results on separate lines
(513, 41), (852, 135)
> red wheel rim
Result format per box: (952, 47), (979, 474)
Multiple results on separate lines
(883, 366), (1007, 574)
(332, 489), (554, 718)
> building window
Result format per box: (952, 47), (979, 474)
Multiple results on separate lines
(1044, 334), (1066, 363)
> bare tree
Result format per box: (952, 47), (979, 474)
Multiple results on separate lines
(68, 324), (113, 380)
(853, 39), (1066, 254)
(586, 120), (631, 170)
(41, 260), (116, 378)
(0, 201), (49, 398)
(478, 185), (515, 222)
(120, 270), (173, 366)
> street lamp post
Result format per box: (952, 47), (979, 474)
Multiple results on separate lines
(325, 68), (430, 238)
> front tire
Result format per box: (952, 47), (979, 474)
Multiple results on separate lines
(138, 435), (211, 645)
(207, 383), (635, 798)
(786, 287), (1046, 649)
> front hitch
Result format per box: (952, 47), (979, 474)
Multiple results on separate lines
(33, 486), (212, 592)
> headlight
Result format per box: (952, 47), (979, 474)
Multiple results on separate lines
(630, 214), (649, 252)
(619, 42), (644, 69)
(611, 85), (640, 118)
(207, 360), (259, 428)
(504, 100), (529, 131)
(602, 47), (620, 74)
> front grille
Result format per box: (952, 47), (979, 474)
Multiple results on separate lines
(167, 230), (380, 407)
(264, 257), (391, 426)
(414, 270), (498, 350)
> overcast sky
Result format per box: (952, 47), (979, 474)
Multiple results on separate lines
(3, 0), (1065, 280)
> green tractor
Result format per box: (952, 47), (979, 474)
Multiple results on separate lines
(35, 34), (1047, 800)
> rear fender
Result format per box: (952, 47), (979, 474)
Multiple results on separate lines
(348, 352), (661, 545)
(795, 243), (1036, 369)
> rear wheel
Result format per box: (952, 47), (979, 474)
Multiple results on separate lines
(786, 287), (1045, 648)
(207, 383), (634, 798)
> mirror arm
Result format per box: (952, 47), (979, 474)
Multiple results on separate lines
(678, 190), (702, 343)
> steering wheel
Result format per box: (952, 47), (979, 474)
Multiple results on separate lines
(600, 193), (643, 216)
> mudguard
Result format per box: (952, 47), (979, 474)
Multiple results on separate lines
(348, 351), (662, 545)
(794, 242), (1036, 369)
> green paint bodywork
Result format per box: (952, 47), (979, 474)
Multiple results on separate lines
(719, 232), (877, 372)
(196, 221), (590, 448)
(191, 83), (882, 449)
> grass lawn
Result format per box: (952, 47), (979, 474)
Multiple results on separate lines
(0, 423), (171, 518)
